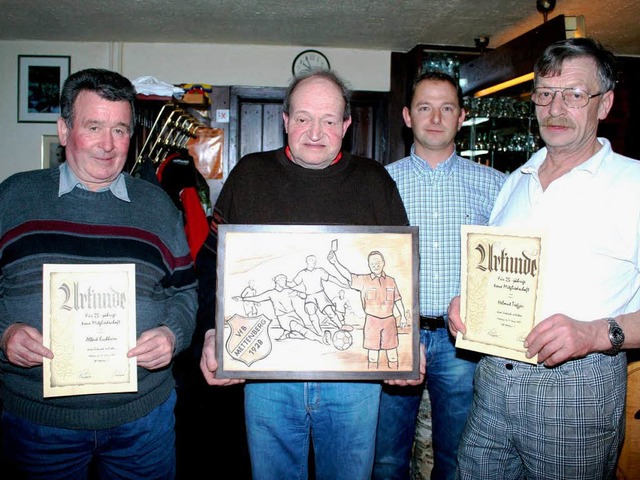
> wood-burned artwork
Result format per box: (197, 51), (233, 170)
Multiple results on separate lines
(216, 225), (419, 380)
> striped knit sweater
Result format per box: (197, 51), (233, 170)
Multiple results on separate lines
(0, 167), (197, 429)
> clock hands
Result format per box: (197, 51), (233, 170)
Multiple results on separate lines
(293, 50), (329, 75)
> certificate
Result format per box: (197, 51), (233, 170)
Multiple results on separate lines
(42, 264), (137, 397)
(456, 225), (545, 364)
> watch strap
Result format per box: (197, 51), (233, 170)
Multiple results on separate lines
(602, 317), (624, 355)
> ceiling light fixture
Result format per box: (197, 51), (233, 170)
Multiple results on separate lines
(536, 0), (556, 22)
(474, 36), (490, 54)
(473, 72), (535, 98)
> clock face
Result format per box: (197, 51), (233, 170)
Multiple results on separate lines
(292, 49), (330, 76)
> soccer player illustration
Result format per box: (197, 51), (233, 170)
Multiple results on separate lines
(287, 254), (352, 335)
(233, 274), (331, 345)
(328, 248), (408, 369)
(332, 289), (353, 324)
(240, 279), (258, 316)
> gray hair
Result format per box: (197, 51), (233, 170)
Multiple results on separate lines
(283, 68), (352, 120)
(534, 37), (617, 92)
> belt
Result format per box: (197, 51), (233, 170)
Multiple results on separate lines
(419, 315), (446, 330)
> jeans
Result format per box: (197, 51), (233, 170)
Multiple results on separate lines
(372, 327), (478, 480)
(244, 381), (381, 480)
(1, 390), (177, 480)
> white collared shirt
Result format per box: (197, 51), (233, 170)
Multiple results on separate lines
(490, 138), (640, 321)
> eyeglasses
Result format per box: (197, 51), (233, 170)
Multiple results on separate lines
(531, 87), (604, 108)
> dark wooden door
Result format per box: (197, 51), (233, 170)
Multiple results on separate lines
(229, 87), (286, 171)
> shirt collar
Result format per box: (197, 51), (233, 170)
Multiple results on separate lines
(370, 271), (387, 280)
(58, 162), (130, 202)
(409, 144), (457, 174)
(520, 137), (611, 176)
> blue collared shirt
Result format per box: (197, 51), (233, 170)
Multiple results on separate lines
(386, 145), (506, 316)
(58, 162), (130, 202)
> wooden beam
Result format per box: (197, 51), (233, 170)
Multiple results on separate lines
(459, 14), (568, 95)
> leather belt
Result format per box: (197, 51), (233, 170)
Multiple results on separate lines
(419, 315), (446, 330)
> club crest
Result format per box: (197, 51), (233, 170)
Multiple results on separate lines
(225, 314), (272, 367)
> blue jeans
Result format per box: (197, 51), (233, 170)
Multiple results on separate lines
(373, 327), (478, 480)
(244, 381), (381, 480)
(1, 390), (177, 480)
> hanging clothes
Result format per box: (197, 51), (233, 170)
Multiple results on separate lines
(129, 102), (216, 263)
(156, 152), (210, 262)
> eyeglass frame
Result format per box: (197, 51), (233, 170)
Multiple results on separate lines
(530, 87), (605, 109)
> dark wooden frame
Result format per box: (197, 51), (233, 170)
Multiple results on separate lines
(41, 134), (62, 169)
(216, 224), (420, 380)
(18, 55), (70, 123)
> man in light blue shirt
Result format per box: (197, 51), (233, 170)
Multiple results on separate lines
(374, 71), (505, 480)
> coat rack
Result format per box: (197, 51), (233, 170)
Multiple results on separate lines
(130, 103), (204, 174)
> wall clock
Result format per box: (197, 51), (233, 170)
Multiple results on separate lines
(292, 49), (330, 76)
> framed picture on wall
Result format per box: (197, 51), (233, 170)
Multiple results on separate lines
(18, 55), (70, 123)
(215, 224), (420, 380)
(41, 134), (63, 169)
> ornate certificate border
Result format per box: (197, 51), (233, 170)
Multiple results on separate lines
(457, 225), (545, 364)
(42, 263), (137, 397)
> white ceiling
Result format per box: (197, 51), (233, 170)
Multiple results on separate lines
(2, 0), (639, 56)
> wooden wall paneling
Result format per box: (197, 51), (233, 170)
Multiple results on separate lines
(389, 51), (412, 163)
(239, 103), (264, 159)
(348, 104), (373, 158)
(229, 86), (286, 171)
(599, 56), (640, 160)
(237, 102), (285, 159)
(262, 103), (285, 152)
(348, 91), (390, 164)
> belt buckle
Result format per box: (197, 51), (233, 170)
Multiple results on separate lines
(420, 315), (445, 330)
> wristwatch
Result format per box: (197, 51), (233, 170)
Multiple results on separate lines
(603, 317), (625, 355)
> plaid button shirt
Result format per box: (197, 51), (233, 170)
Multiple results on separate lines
(386, 146), (506, 316)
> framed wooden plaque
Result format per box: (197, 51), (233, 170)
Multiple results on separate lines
(216, 224), (419, 380)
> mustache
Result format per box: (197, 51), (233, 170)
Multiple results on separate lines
(540, 117), (574, 128)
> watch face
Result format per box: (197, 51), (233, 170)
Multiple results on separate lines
(610, 325), (625, 345)
(603, 318), (624, 355)
(292, 49), (330, 76)
(605, 318), (625, 355)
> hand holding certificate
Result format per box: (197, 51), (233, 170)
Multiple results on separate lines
(42, 264), (137, 397)
(456, 226), (545, 364)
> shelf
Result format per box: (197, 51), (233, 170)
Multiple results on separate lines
(457, 92), (541, 172)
